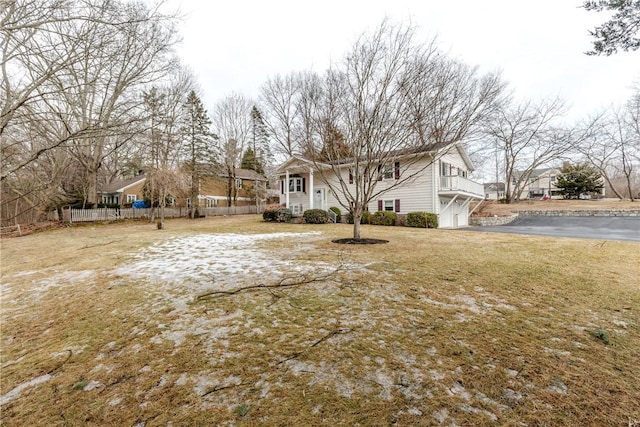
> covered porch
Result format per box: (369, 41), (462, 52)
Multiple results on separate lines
(276, 157), (329, 215)
(438, 175), (485, 228)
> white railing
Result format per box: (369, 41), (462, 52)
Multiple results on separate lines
(290, 204), (305, 215)
(439, 175), (484, 196)
(328, 209), (337, 223)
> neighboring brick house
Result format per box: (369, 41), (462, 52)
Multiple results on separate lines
(98, 174), (146, 207)
(195, 168), (268, 208)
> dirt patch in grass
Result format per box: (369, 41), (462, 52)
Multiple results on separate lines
(1, 215), (639, 426)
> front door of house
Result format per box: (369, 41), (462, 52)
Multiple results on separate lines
(313, 188), (325, 210)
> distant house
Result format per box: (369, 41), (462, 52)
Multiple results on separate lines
(514, 167), (563, 199)
(484, 182), (505, 201)
(195, 168), (268, 209)
(275, 143), (485, 228)
(98, 174), (146, 206)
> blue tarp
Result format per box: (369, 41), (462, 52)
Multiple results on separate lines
(132, 200), (148, 209)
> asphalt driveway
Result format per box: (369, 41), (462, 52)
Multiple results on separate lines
(465, 216), (640, 242)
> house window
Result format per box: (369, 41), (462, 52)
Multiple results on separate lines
(126, 194), (136, 203)
(384, 200), (394, 211)
(458, 169), (467, 178)
(440, 161), (451, 176)
(382, 163), (393, 179)
(288, 177), (303, 193)
(235, 178), (243, 189)
(205, 198), (217, 208)
(550, 175), (556, 183)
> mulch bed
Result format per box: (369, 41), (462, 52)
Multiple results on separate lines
(332, 238), (389, 245)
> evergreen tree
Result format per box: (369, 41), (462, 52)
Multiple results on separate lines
(556, 163), (604, 199)
(250, 106), (272, 170)
(241, 147), (264, 174)
(182, 90), (216, 218)
(584, 0), (640, 55)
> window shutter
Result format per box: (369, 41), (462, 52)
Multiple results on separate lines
(377, 165), (383, 181)
(302, 178), (306, 193)
(281, 180), (284, 194)
(349, 169), (353, 184)
(394, 199), (400, 213)
(378, 200), (383, 211)
(394, 162), (400, 180)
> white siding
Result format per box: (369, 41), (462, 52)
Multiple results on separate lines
(277, 145), (479, 225)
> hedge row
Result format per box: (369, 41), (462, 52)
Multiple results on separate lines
(265, 207), (438, 229)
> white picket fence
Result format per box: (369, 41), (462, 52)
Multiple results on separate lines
(64, 206), (264, 223)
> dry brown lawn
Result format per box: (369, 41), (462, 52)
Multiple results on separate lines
(473, 198), (640, 217)
(1, 216), (639, 426)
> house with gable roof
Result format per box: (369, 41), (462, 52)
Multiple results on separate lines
(98, 173), (147, 207)
(275, 143), (484, 228)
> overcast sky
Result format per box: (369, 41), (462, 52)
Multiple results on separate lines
(162, 0), (638, 122)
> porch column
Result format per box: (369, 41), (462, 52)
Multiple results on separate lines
(285, 170), (290, 208)
(309, 168), (314, 209)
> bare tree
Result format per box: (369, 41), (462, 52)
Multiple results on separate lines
(1, 0), (181, 222)
(485, 97), (580, 203)
(579, 101), (640, 200)
(260, 72), (300, 158)
(141, 68), (195, 227)
(211, 93), (253, 206)
(299, 21), (504, 239)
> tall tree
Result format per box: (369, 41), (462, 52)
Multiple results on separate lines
(260, 73), (300, 158)
(142, 69), (195, 227)
(583, 0), (640, 55)
(299, 20), (504, 239)
(250, 105), (272, 169)
(486, 97), (580, 203)
(211, 93), (253, 206)
(182, 90), (216, 218)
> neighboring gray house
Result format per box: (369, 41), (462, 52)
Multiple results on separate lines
(275, 143), (484, 228)
(484, 182), (505, 201)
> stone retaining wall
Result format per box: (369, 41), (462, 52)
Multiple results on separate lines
(469, 209), (640, 226)
(469, 214), (518, 226)
(515, 209), (640, 217)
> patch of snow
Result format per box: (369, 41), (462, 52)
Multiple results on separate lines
(548, 380), (569, 395)
(446, 381), (471, 401)
(459, 403), (498, 421)
(0, 374), (52, 405)
(612, 319), (628, 329)
(108, 397), (122, 406)
(175, 373), (189, 386)
(432, 408), (449, 424)
(504, 388), (523, 400)
(505, 369), (519, 377)
(83, 380), (104, 391)
(408, 407), (423, 416)
(113, 232), (324, 292)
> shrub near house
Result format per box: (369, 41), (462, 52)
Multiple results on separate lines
(303, 209), (329, 224)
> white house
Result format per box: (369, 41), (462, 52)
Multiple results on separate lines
(275, 143), (484, 228)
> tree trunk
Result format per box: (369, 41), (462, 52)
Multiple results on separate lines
(87, 168), (98, 207)
(353, 218), (362, 240)
(352, 204), (363, 239)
